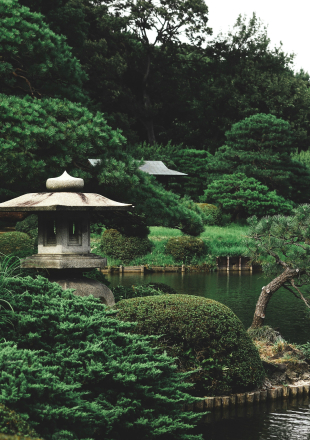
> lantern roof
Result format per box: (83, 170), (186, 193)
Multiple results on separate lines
(0, 171), (132, 212)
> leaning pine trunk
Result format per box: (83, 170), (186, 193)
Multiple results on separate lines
(250, 267), (300, 328)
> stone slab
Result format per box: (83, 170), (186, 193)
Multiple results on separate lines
(21, 254), (107, 269)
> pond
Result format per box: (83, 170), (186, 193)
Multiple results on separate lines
(107, 271), (310, 439)
(106, 271), (310, 344)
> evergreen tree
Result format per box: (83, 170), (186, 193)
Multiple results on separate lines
(0, 0), (87, 102)
(201, 173), (294, 220)
(209, 113), (310, 203)
(246, 205), (310, 328)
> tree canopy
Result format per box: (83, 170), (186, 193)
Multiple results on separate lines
(0, 0), (87, 102)
(201, 173), (294, 220)
(208, 113), (310, 202)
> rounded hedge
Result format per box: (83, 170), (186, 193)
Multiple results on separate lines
(0, 232), (33, 255)
(115, 295), (265, 396)
(165, 236), (206, 263)
(196, 203), (222, 225)
(101, 229), (152, 263)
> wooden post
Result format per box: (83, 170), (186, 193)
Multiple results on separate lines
(227, 256), (230, 272)
(181, 264), (185, 272)
(140, 265), (144, 273)
(216, 257), (219, 270)
(239, 257), (242, 271)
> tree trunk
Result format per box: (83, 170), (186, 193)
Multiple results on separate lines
(250, 267), (300, 328)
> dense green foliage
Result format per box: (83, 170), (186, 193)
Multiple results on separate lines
(0, 94), (125, 193)
(196, 204), (222, 226)
(165, 236), (206, 263)
(0, 404), (39, 438)
(145, 283), (177, 295)
(15, 215), (38, 240)
(112, 283), (177, 303)
(0, 232), (33, 255)
(101, 229), (152, 264)
(209, 114), (310, 202)
(0, 276), (202, 440)
(0, 0), (86, 102)
(201, 173), (294, 220)
(116, 295), (265, 395)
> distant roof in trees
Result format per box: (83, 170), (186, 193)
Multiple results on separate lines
(139, 161), (187, 176)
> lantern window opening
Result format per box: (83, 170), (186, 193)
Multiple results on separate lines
(68, 220), (82, 246)
(45, 219), (57, 246)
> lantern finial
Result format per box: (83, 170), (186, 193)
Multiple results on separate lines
(46, 171), (84, 192)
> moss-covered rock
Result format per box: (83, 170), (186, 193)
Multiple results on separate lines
(0, 404), (40, 438)
(115, 295), (265, 396)
(0, 232), (33, 255)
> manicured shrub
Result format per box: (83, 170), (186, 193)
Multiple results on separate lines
(196, 203), (222, 226)
(0, 232), (33, 255)
(0, 276), (202, 440)
(165, 236), (206, 263)
(0, 404), (40, 438)
(101, 229), (152, 263)
(15, 215), (38, 240)
(116, 295), (265, 396)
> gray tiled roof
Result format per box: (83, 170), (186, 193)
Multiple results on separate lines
(139, 161), (187, 176)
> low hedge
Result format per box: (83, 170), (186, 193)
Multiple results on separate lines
(116, 295), (265, 396)
(0, 232), (33, 255)
(165, 236), (206, 263)
(101, 229), (152, 263)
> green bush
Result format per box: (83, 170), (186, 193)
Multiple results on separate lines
(0, 276), (202, 440)
(101, 229), (152, 264)
(15, 214), (38, 247)
(116, 295), (265, 396)
(146, 282), (177, 295)
(112, 284), (167, 303)
(165, 236), (206, 263)
(0, 232), (33, 256)
(0, 404), (40, 438)
(196, 203), (222, 226)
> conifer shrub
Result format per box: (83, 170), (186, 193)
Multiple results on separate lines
(165, 236), (206, 263)
(0, 276), (202, 440)
(100, 229), (152, 263)
(196, 204), (222, 226)
(116, 295), (265, 396)
(0, 232), (33, 256)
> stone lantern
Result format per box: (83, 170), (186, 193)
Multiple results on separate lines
(0, 172), (132, 305)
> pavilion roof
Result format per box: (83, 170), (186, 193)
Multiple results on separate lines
(138, 161), (187, 176)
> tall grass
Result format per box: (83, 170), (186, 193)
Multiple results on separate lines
(201, 224), (248, 257)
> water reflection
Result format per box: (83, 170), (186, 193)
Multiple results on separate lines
(107, 271), (310, 344)
(199, 396), (310, 440)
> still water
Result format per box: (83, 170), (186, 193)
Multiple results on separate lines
(107, 271), (310, 344)
(108, 271), (310, 440)
(198, 396), (310, 440)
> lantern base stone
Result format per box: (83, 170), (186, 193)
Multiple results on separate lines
(51, 276), (115, 306)
(21, 253), (107, 269)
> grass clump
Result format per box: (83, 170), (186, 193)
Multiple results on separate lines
(116, 295), (265, 396)
(201, 224), (248, 257)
